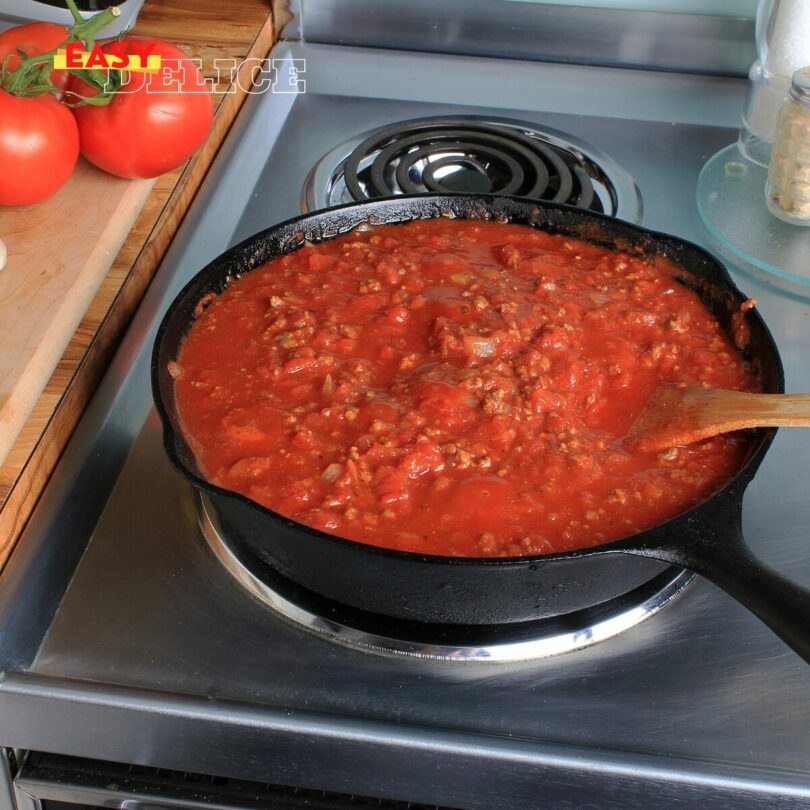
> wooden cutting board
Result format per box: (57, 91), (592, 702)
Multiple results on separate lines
(0, 160), (155, 465)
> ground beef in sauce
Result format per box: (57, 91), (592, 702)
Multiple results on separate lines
(173, 219), (758, 557)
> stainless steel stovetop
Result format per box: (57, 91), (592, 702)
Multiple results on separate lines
(2, 37), (810, 810)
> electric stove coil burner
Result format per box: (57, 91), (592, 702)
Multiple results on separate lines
(304, 116), (642, 222)
(198, 495), (692, 663)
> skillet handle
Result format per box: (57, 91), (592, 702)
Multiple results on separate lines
(633, 517), (810, 666)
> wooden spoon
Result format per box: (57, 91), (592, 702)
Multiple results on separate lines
(626, 385), (810, 452)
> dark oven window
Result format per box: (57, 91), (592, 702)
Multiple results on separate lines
(19, 751), (462, 810)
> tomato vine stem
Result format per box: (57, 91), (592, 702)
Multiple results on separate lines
(0, 2), (121, 101)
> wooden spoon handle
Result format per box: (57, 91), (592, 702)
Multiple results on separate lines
(637, 389), (810, 450)
(702, 390), (810, 428)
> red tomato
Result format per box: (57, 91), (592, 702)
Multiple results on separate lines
(0, 89), (79, 206)
(0, 22), (70, 92)
(69, 37), (213, 179)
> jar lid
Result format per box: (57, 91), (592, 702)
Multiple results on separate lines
(789, 67), (810, 107)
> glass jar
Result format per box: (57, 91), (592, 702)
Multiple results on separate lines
(739, 0), (810, 166)
(765, 67), (810, 226)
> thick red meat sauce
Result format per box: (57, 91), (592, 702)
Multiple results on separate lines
(173, 219), (758, 557)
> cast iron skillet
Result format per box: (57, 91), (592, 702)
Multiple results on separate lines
(152, 194), (810, 664)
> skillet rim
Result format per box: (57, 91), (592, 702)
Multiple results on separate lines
(151, 193), (783, 569)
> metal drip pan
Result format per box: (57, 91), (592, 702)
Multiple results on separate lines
(303, 115), (642, 223)
(198, 494), (693, 663)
